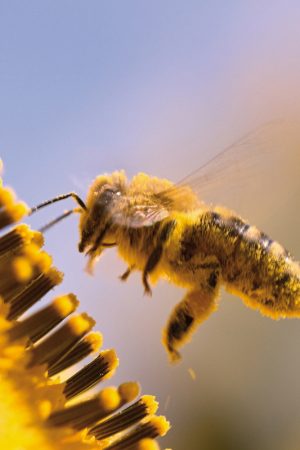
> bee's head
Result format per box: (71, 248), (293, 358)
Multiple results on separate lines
(78, 171), (127, 267)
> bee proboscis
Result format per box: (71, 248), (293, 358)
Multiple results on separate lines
(30, 122), (300, 361)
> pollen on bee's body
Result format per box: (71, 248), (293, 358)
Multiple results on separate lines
(243, 225), (261, 241)
(269, 241), (288, 258)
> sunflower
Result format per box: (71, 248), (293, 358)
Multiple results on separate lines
(0, 164), (170, 450)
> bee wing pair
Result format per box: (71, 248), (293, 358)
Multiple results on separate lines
(109, 120), (300, 229)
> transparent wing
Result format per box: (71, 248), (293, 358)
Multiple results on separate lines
(110, 120), (300, 229)
(110, 197), (170, 228)
(159, 120), (300, 225)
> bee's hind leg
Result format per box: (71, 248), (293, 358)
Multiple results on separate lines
(163, 286), (220, 363)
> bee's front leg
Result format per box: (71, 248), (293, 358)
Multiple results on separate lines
(162, 284), (220, 362)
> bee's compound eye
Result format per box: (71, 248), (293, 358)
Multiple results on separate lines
(98, 188), (122, 209)
(96, 188), (115, 205)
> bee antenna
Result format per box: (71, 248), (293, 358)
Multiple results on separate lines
(38, 210), (75, 233)
(28, 192), (87, 216)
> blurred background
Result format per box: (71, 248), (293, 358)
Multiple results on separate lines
(1, 2), (300, 449)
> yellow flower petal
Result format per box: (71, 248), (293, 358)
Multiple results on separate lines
(0, 174), (170, 450)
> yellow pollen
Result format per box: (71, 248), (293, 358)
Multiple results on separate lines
(99, 386), (121, 411)
(23, 246), (52, 271)
(14, 223), (31, 238)
(47, 267), (64, 285)
(135, 438), (161, 450)
(0, 187), (16, 206)
(101, 349), (119, 375)
(7, 202), (29, 221)
(12, 256), (33, 282)
(53, 294), (79, 316)
(150, 416), (171, 436)
(14, 224), (43, 248)
(38, 400), (52, 419)
(85, 331), (103, 351)
(31, 230), (44, 247)
(118, 381), (140, 403)
(35, 252), (53, 273)
(68, 313), (95, 334)
(142, 395), (159, 415)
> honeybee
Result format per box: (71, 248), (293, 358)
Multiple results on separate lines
(31, 123), (300, 361)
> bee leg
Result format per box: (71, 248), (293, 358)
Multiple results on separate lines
(119, 265), (135, 282)
(142, 246), (163, 296)
(142, 221), (176, 296)
(162, 286), (220, 363)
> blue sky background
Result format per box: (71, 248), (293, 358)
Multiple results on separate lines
(1, 2), (300, 449)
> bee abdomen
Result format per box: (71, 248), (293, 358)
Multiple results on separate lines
(203, 211), (300, 318)
(233, 234), (300, 318)
(252, 264), (300, 319)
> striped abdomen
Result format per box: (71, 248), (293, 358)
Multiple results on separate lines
(182, 210), (300, 319)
